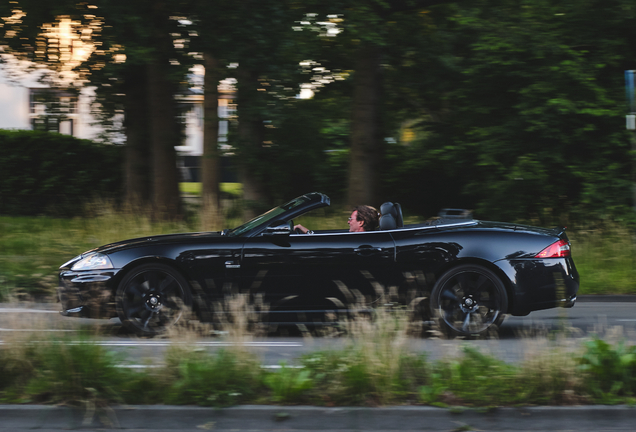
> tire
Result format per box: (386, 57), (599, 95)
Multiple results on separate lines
(116, 263), (192, 336)
(430, 264), (507, 337)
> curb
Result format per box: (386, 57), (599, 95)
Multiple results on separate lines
(577, 295), (636, 302)
(1, 405), (636, 431)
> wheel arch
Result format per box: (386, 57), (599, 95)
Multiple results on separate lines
(113, 257), (194, 294)
(434, 257), (515, 313)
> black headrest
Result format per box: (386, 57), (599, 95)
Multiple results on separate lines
(394, 203), (403, 228)
(379, 202), (403, 230)
(379, 202), (397, 230)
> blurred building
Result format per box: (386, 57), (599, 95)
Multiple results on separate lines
(0, 66), (237, 182)
(0, 68), (103, 139)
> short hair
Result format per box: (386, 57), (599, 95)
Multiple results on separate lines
(353, 205), (379, 231)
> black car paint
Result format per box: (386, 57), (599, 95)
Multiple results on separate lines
(59, 192), (579, 327)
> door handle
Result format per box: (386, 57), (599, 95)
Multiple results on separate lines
(225, 261), (241, 269)
(354, 246), (383, 256)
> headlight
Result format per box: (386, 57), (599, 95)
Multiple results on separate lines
(71, 253), (114, 271)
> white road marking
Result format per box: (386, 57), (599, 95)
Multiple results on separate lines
(0, 328), (75, 332)
(0, 340), (304, 347)
(0, 308), (58, 313)
(90, 341), (304, 347)
(116, 364), (302, 369)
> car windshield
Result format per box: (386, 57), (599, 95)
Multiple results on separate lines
(227, 195), (313, 237)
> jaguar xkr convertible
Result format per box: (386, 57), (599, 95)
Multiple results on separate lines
(58, 192), (579, 337)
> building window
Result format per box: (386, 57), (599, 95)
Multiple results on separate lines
(29, 88), (79, 135)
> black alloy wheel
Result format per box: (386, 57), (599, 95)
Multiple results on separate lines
(116, 263), (192, 336)
(430, 264), (507, 337)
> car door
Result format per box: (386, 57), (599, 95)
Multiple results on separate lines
(179, 237), (244, 321)
(240, 230), (396, 321)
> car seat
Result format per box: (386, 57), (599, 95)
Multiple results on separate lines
(379, 202), (403, 230)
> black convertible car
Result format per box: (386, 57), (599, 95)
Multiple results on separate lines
(58, 192), (579, 337)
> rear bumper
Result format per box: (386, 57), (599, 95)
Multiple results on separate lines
(495, 257), (579, 316)
(562, 295), (576, 308)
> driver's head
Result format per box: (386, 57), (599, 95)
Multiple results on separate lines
(348, 205), (379, 232)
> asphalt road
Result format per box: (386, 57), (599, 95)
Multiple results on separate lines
(2, 298), (636, 431)
(1, 297), (635, 366)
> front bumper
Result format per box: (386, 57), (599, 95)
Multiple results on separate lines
(58, 269), (120, 318)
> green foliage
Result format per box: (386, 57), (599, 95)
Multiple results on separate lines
(418, 373), (448, 407)
(244, 96), (352, 204)
(0, 130), (122, 217)
(0, 335), (129, 404)
(382, 0), (635, 223)
(164, 348), (263, 407)
(5, 326), (636, 408)
(515, 347), (582, 405)
(435, 346), (519, 406)
(578, 338), (636, 402)
(264, 362), (315, 403)
(300, 348), (429, 406)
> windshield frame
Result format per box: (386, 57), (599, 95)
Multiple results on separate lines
(227, 193), (329, 237)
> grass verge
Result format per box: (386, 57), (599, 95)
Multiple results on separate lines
(1, 305), (636, 408)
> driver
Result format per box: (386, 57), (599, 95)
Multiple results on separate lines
(294, 205), (379, 234)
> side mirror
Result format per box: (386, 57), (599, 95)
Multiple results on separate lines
(263, 221), (291, 236)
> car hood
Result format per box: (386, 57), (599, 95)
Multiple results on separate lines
(87, 231), (225, 255)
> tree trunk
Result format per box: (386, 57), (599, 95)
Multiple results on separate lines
(147, 61), (181, 219)
(347, 42), (383, 208)
(144, 2), (181, 219)
(200, 52), (222, 230)
(123, 64), (151, 209)
(236, 68), (266, 219)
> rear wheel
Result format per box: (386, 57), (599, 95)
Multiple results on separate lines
(430, 264), (507, 337)
(116, 263), (192, 336)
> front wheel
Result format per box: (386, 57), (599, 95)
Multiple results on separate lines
(430, 264), (507, 337)
(116, 263), (192, 336)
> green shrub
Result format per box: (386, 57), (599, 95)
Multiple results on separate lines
(0, 334), (129, 404)
(264, 362), (314, 403)
(434, 346), (520, 406)
(0, 129), (122, 216)
(164, 348), (264, 407)
(578, 338), (636, 403)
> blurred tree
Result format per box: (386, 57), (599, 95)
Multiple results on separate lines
(3, 0), (636, 224)
(187, 0), (328, 217)
(378, 0), (636, 223)
(87, 0), (190, 218)
(288, 0), (459, 208)
(0, 0), (189, 219)
(436, 0), (635, 223)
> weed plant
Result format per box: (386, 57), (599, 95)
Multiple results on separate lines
(578, 338), (636, 403)
(3, 307), (636, 408)
(263, 362), (314, 403)
(432, 346), (519, 406)
(515, 343), (584, 405)
(161, 293), (267, 407)
(163, 347), (264, 407)
(300, 307), (430, 405)
(0, 331), (134, 405)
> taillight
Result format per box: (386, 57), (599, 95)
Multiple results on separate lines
(535, 239), (571, 258)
